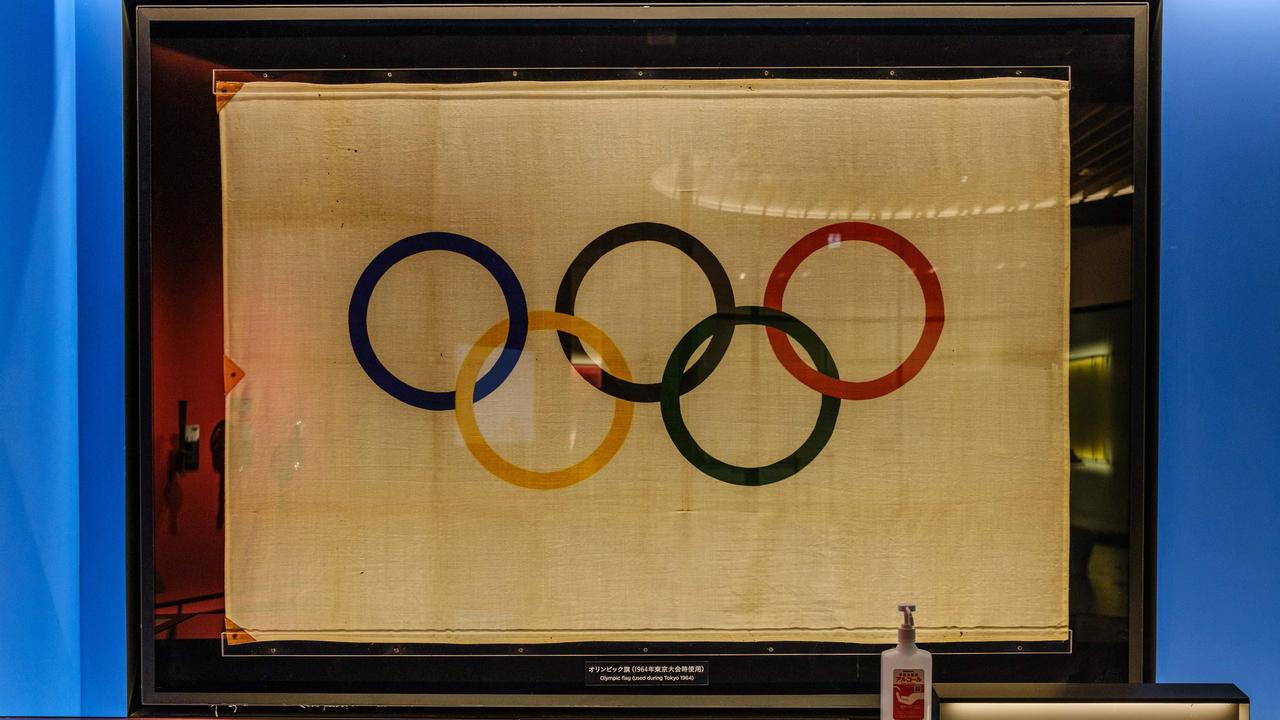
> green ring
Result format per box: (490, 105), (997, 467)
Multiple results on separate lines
(660, 306), (841, 487)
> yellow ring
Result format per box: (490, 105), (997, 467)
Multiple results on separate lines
(455, 310), (634, 490)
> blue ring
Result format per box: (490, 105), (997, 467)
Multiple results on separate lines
(348, 232), (528, 411)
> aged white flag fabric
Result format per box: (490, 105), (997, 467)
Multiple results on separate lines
(220, 78), (1070, 644)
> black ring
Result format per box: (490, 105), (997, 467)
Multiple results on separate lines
(555, 222), (736, 403)
(660, 306), (841, 487)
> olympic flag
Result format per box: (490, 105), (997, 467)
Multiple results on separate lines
(220, 78), (1071, 644)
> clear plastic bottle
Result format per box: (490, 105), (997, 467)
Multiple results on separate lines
(880, 603), (932, 720)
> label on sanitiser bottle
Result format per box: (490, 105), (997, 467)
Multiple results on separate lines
(892, 668), (925, 720)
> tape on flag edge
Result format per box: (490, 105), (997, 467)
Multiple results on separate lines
(215, 81), (245, 113)
(224, 355), (245, 394)
(224, 616), (258, 645)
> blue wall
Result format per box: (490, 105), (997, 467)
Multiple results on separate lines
(0, 0), (1277, 715)
(0, 0), (124, 714)
(1157, 0), (1280, 715)
(0, 0), (83, 713)
(74, 0), (126, 713)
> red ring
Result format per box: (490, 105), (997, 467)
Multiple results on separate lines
(763, 222), (945, 400)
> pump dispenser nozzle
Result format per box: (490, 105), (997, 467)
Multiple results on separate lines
(896, 603), (917, 645)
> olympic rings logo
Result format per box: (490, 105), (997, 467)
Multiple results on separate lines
(348, 221), (944, 489)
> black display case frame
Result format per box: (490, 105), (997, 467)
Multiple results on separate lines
(124, 2), (1161, 713)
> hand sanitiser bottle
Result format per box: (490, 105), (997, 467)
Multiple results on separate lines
(880, 603), (932, 720)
